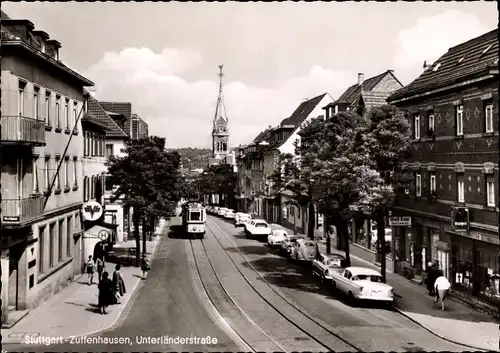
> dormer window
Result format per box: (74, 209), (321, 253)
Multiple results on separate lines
(433, 63), (441, 72)
(54, 50), (59, 61)
(41, 41), (46, 53)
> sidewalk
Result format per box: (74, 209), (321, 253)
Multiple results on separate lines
(270, 223), (499, 352)
(1, 232), (162, 344)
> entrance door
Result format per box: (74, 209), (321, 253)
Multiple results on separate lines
(437, 249), (450, 279)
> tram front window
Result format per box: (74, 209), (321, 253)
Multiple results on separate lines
(190, 211), (201, 221)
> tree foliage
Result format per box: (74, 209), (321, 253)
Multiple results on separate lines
(198, 164), (237, 206)
(106, 136), (183, 264)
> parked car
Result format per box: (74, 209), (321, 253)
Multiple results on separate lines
(328, 266), (394, 305)
(234, 212), (251, 227)
(312, 253), (347, 283)
(280, 234), (306, 257)
(245, 220), (271, 239)
(217, 207), (228, 216)
(267, 229), (289, 247)
(224, 209), (235, 219)
(289, 238), (319, 262)
(212, 206), (220, 215)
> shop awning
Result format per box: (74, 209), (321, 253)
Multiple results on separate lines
(84, 224), (114, 241)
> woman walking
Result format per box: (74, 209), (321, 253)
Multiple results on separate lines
(85, 256), (95, 285)
(434, 270), (451, 311)
(112, 264), (126, 304)
(98, 271), (113, 314)
(141, 256), (151, 280)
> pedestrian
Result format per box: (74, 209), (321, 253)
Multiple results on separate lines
(95, 257), (104, 282)
(112, 264), (126, 304)
(434, 270), (451, 311)
(426, 262), (436, 296)
(97, 271), (113, 315)
(141, 256), (151, 280)
(85, 256), (95, 285)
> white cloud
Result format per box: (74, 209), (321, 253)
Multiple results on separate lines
(394, 10), (489, 70)
(85, 48), (355, 148)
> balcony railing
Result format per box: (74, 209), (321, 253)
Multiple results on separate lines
(1, 195), (45, 226)
(1, 115), (46, 146)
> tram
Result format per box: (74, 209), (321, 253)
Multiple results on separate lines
(182, 202), (206, 239)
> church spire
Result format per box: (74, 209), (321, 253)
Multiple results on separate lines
(212, 64), (229, 160)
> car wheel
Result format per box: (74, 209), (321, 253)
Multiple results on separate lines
(330, 280), (336, 291)
(348, 291), (357, 307)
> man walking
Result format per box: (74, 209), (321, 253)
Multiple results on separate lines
(426, 262), (436, 296)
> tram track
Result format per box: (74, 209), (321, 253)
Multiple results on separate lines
(195, 218), (362, 352)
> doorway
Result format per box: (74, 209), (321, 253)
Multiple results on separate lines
(437, 249), (450, 279)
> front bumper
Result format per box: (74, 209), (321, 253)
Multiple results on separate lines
(356, 295), (394, 302)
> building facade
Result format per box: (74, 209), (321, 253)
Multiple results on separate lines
(1, 12), (93, 323)
(387, 29), (499, 311)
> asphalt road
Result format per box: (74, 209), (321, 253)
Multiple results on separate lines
(207, 215), (469, 352)
(5, 218), (241, 352)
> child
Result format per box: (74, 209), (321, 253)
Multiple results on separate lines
(141, 256), (151, 280)
(86, 256), (95, 285)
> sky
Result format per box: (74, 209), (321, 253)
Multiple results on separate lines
(3, 2), (498, 149)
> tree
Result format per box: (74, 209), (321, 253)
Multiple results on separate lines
(198, 164), (237, 208)
(360, 105), (413, 281)
(106, 136), (183, 265)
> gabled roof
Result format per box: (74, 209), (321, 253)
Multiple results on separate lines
(280, 93), (327, 128)
(359, 91), (390, 108)
(87, 95), (128, 138)
(82, 112), (111, 131)
(252, 128), (272, 144)
(389, 29), (499, 102)
(99, 101), (133, 136)
(334, 70), (396, 106)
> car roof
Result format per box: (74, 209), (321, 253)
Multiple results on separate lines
(323, 253), (346, 260)
(346, 267), (381, 276)
(272, 229), (287, 233)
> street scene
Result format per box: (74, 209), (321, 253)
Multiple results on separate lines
(1, 2), (499, 353)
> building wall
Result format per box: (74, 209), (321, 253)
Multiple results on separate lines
(372, 72), (403, 92)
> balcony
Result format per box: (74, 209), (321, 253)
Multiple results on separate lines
(1, 195), (45, 227)
(1, 115), (46, 146)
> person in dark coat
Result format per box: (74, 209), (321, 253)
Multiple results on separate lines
(426, 262), (436, 296)
(112, 264), (126, 304)
(98, 271), (113, 314)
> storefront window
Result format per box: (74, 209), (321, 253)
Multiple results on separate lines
(454, 244), (474, 290)
(479, 252), (500, 300)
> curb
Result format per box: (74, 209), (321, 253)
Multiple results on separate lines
(393, 307), (493, 352)
(3, 233), (164, 345)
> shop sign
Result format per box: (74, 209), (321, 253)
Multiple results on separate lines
(389, 216), (412, 226)
(445, 225), (499, 245)
(3, 216), (20, 222)
(82, 201), (103, 222)
(451, 207), (469, 231)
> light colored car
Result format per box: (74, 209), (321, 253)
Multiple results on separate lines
(224, 209), (235, 219)
(267, 229), (289, 247)
(329, 266), (394, 305)
(217, 207), (228, 216)
(290, 238), (319, 262)
(280, 234), (306, 257)
(312, 253), (347, 283)
(212, 206), (220, 215)
(235, 212), (251, 226)
(245, 220), (271, 239)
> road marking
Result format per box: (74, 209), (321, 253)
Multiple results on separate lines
(185, 241), (254, 352)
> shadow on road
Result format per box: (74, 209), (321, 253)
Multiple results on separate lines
(167, 225), (189, 239)
(225, 245), (272, 256)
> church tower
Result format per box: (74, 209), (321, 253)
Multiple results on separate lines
(212, 64), (229, 161)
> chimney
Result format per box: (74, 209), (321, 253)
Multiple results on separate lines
(2, 19), (35, 42)
(46, 39), (61, 60)
(358, 73), (364, 86)
(86, 87), (97, 98)
(423, 60), (432, 70)
(32, 30), (49, 53)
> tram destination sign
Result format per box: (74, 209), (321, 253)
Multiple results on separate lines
(389, 216), (412, 226)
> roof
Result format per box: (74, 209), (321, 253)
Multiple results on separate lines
(87, 96), (128, 138)
(82, 112), (111, 131)
(280, 93), (327, 128)
(99, 101), (133, 136)
(347, 267), (382, 276)
(360, 91), (391, 108)
(389, 29), (499, 102)
(334, 71), (395, 106)
(253, 128), (273, 144)
(1, 9), (11, 20)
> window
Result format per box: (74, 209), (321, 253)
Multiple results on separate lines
(83, 132), (87, 156)
(83, 177), (88, 202)
(91, 133), (94, 156)
(456, 105), (463, 136)
(58, 219), (64, 262)
(73, 157), (78, 187)
(34, 88), (39, 120)
(106, 144), (114, 157)
(428, 113), (435, 132)
(55, 97), (61, 128)
(457, 179), (465, 202)
(49, 223), (55, 268)
(415, 173), (422, 197)
(18, 82), (25, 116)
(429, 174), (436, 193)
(55, 157), (61, 189)
(91, 176), (95, 199)
(38, 226), (45, 274)
(45, 92), (51, 126)
(64, 158), (69, 188)
(41, 41), (46, 53)
(75, 213), (80, 231)
(44, 157), (50, 190)
(64, 101), (69, 129)
(486, 180), (495, 207)
(73, 102), (78, 131)
(67, 216), (72, 257)
(485, 104), (493, 133)
(33, 157), (39, 193)
(414, 114), (420, 139)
